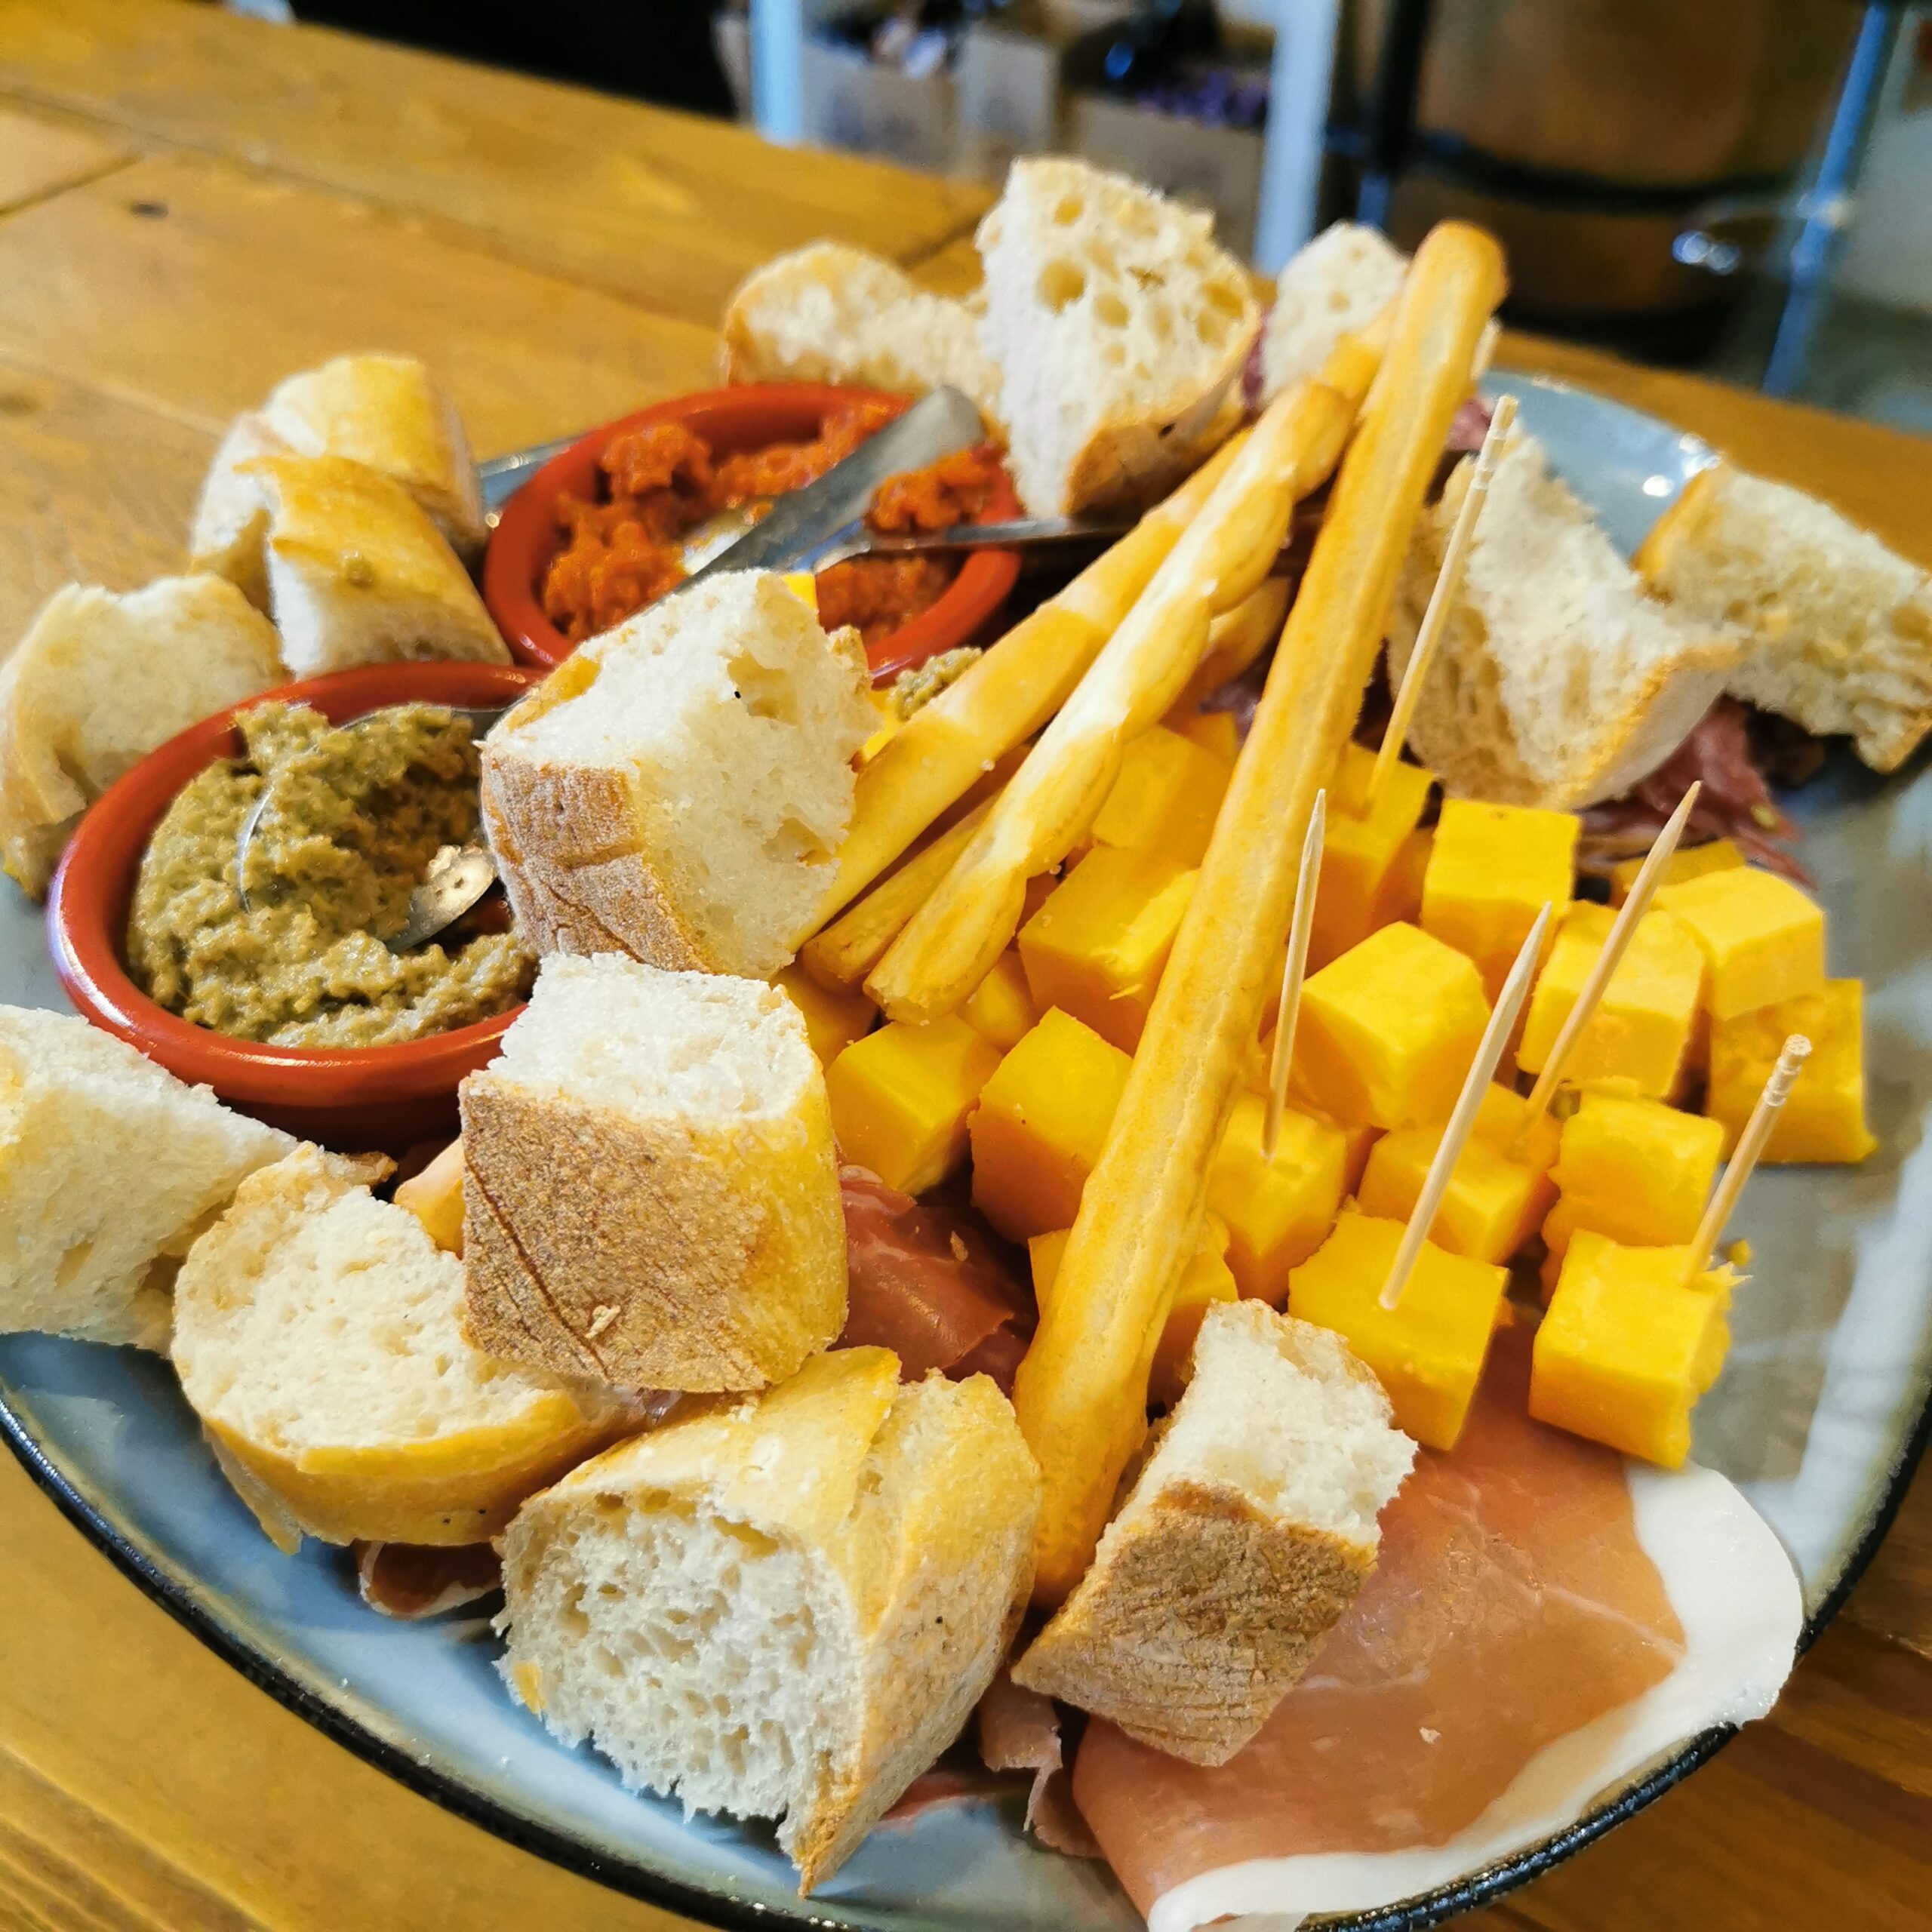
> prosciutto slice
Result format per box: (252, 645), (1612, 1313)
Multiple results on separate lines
(1072, 1326), (1801, 1930)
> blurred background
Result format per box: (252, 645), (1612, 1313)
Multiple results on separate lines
(272, 0), (1932, 432)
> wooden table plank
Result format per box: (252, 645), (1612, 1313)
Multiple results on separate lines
(0, 0), (992, 326)
(0, 149), (718, 451)
(0, 102), (127, 212)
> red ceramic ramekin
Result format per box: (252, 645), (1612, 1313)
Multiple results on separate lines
(48, 660), (543, 1152)
(482, 383), (1022, 681)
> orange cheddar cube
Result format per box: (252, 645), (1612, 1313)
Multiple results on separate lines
(1544, 1092), (1724, 1257)
(1170, 704), (1242, 767)
(1090, 724), (1231, 869)
(1516, 902), (1704, 1100)
(1356, 1096), (1555, 1266)
(1019, 846), (1198, 1053)
(1206, 1092), (1349, 1304)
(1020, 870), (1061, 926)
(1422, 798), (1578, 998)
(1292, 922), (1491, 1132)
(959, 950), (1039, 1053)
(1531, 1231), (1734, 1468)
(1655, 866), (1825, 1020)
(774, 962), (876, 1067)
(1309, 743), (1434, 968)
(1610, 837), (1743, 906)
(969, 1009), (1131, 1241)
(1708, 978), (1875, 1164)
(1287, 1208), (1509, 1449)
(1372, 826), (1432, 930)
(826, 1016), (999, 1197)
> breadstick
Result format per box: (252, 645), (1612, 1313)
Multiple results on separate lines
(1174, 575), (1292, 715)
(814, 434), (1249, 928)
(868, 376), (1361, 1024)
(1011, 223), (1508, 1607)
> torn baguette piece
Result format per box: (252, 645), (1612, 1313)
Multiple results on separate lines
(497, 1347), (1041, 1892)
(482, 571), (873, 977)
(720, 241), (1004, 429)
(1259, 221), (1409, 402)
(975, 156), (1258, 516)
(189, 412), (291, 613)
(1014, 1301), (1414, 1764)
(1386, 424), (1741, 810)
(247, 454), (508, 678)
(171, 1146), (635, 1550)
(0, 574), (282, 896)
(461, 954), (846, 1392)
(1634, 460), (1932, 772)
(0, 1007), (294, 1349)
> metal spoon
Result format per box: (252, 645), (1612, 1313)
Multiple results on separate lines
(233, 703), (509, 952)
(677, 503), (1134, 577)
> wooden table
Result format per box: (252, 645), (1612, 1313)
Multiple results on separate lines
(0, 4), (1924, 1927)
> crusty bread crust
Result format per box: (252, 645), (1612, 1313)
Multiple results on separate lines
(1012, 1475), (1374, 1765)
(460, 1074), (846, 1392)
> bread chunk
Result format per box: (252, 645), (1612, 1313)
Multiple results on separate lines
(1635, 461), (1932, 771)
(461, 955), (846, 1392)
(1013, 1301), (1414, 1765)
(1386, 426), (1740, 809)
(497, 1348), (1041, 1891)
(720, 242), (1004, 429)
(1260, 222), (1408, 401)
(974, 157), (1257, 516)
(0, 575), (282, 896)
(189, 411), (289, 612)
(171, 1146), (634, 1549)
(481, 571), (872, 977)
(0, 1007), (293, 1349)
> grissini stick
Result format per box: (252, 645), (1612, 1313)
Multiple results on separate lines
(1686, 1033), (1810, 1281)
(868, 376), (1361, 1025)
(1012, 222), (1508, 1608)
(1380, 901), (1552, 1311)
(1511, 781), (1701, 1152)
(1174, 575), (1292, 715)
(1262, 789), (1325, 1160)
(1367, 392), (1518, 810)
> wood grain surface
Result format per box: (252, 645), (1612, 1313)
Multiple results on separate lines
(0, 5), (1924, 1930)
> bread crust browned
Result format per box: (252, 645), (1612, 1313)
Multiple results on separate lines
(460, 1074), (847, 1393)
(1011, 1475), (1375, 1766)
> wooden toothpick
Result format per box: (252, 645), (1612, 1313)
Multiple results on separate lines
(1512, 781), (1703, 1153)
(1370, 392), (1519, 811)
(1685, 1034), (1810, 1281)
(1263, 790), (1326, 1159)
(1380, 900), (1553, 1311)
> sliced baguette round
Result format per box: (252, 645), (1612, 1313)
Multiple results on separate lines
(1635, 460), (1932, 772)
(974, 157), (1258, 516)
(171, 1146), (635, 1549)
(1013, 1300), (1414, 1765)
(1386, 425), (1741, 809)
(461, 954), (846, 1392)
(0, 574), (283, 897)
(0, 1006), (294, 1349)
(497, 1348), (1041, 1892)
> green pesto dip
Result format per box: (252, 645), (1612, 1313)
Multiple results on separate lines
(128, 701), (534, 1048)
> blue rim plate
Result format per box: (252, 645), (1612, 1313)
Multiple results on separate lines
(2, 372), (1927, 1930)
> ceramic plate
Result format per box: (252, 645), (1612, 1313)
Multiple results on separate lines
(2, 374), (1928, 1931)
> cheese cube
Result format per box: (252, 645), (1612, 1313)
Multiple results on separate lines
(1356, 1091), (1555, 1266)
(1019, 846), (1198, 1053)
(1373, 826), (1432, 930)
(1287, 1208), (1508, 1450)
(959, 950), (1039, 1053)
(1292, 922), (1491, 1131)
(1517, 903), (1704, 1100)
(1531, 1231), (1733, 1468)
(774, 963), (875, 1068)
(1171, 704), (1241, 766)
(826, 1017), (1000, 1196)
(969, 1010), (1131, 1240)
(1655, 866), (1826, 1020)
(1708, 978), (1876, 1164)
(1021, 870), (1060, 924)
(1206, 1092), (1349, 1304)
(1309, 743), (1434, 968)
(1544, 1092), (1724, 1257)
(1422, 798), (1578, 997)
(1610, 837), (1743, 906)
(1090, 724), (1231, 869)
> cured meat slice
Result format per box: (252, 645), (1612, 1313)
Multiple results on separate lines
(355, 1540), (503, 1620)
(1072, 1326), (1801, 1929)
